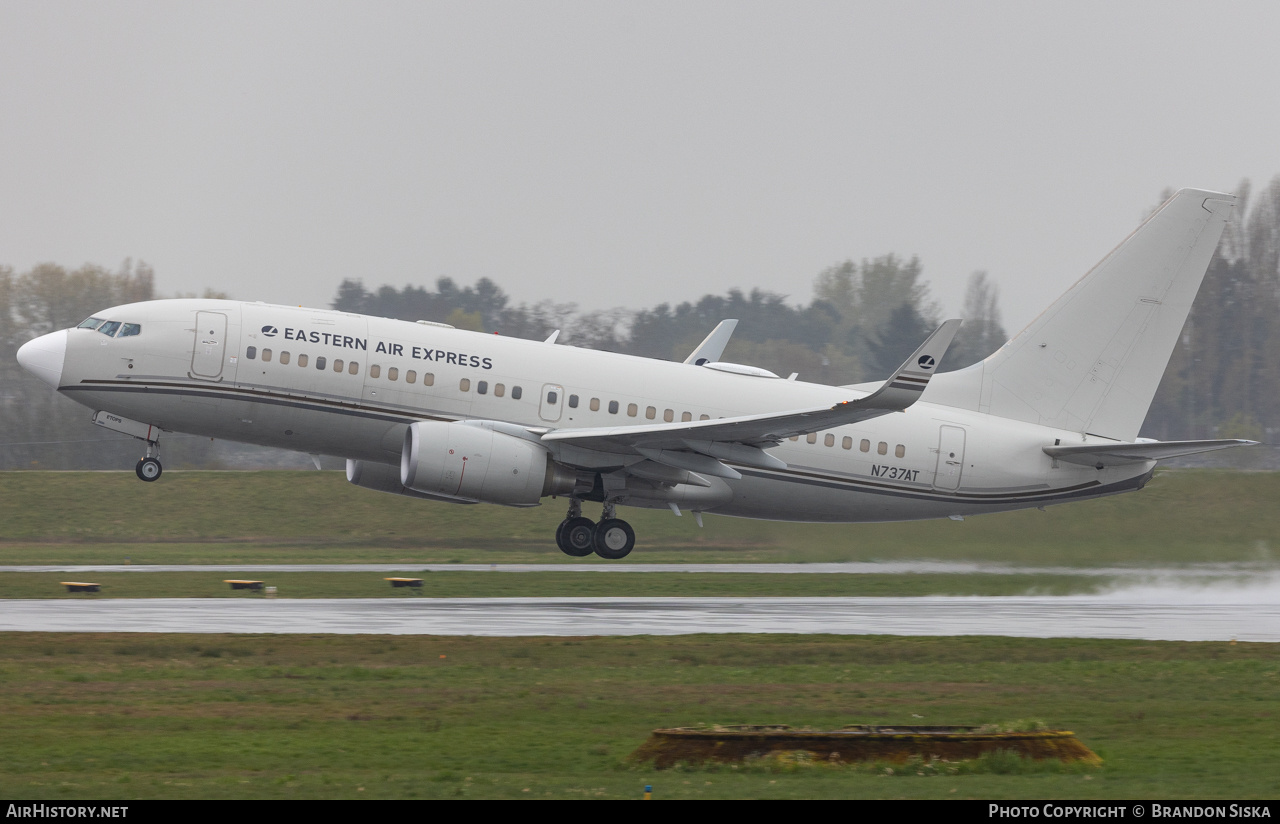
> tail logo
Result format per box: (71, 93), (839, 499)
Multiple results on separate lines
(917, 355), (936, 370)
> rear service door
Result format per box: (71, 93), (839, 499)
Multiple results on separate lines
(933, 425), (966, 491)
(191, 312), (227, 380)
(539, 384), (564, 422)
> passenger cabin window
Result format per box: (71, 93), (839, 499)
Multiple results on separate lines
(333, 359), (344, 372)
(825, 434), (835, 447)
(98, 321), (121, 337)
(895, 444), (906, 458)
(608, 400), (619, 414)
(262, 349), (273, 362)
(547, 390), (557, 404)
(700, 414), (710, 421)
(568, 394), (578, 408)
(807, 433), (817, 444)
(590, 398), (600, 411)
(246, 346), (257, 360)
(627, 403), (638, 417)
(478, 381), (488, 395)
(118, 323), (141, 337)
(423, 372), (435, 386)
(510, 385), (520, 398)
(789, 435), (799, 442)
(664, 409), (674, 422)
(406, 370), (417, 384)
(316, 356), (326, 370)
(877, 441), (888, 455)
(297, 354), (308, 367)
(682, 412), (692, 422)
(78, 317), (104, 330)
(348, 361), (359, 375)
(387, 367), (398, 381)
(279, 351), (290, 365)
(369, 364), (380, 378)
(860, 439), (870, 452)
(460, 378), (471, 391)
(494, 383), (504, 396)
(645, 406), (656, 420)
(842, 436), (852, 450)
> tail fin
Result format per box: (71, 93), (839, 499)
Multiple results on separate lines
(926, 188), (1236, 441)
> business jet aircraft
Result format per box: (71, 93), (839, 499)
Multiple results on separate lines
(16, 188), (1255, 559)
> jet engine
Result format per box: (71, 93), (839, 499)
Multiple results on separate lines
(400, 421), (575, 506)
(346, 459), (477, 504)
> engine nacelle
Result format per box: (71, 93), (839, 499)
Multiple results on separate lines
(346, 459), (478, 504)
(401, 421), (573, 506)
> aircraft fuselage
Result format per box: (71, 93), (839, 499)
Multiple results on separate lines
(49, 298), (1150, 524)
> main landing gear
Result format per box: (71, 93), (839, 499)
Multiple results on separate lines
(135, 440), (162, 482)
(555, 500), (636, 560)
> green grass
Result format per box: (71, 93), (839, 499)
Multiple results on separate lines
(3, 469), (1277, 799)
(1, 633), (1277, 799)
(0, 571), (1115, 599)
(0, 468), (1278, 566)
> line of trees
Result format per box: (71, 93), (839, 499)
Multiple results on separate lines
(332, 256), (1007, 387)
(2, 178), (1278, 469)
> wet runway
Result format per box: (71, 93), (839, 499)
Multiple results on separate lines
(4, 562), (1275, 577)
(3, 586), (1279, 641)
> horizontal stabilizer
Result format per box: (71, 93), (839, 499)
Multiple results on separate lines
(1043, 438), (1258, 468)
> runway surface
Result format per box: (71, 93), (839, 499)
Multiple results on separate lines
(4, 562), (1275, 577)
(4, 588), (1278, 641)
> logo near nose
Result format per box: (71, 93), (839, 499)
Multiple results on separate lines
(261, 326), (278, 337)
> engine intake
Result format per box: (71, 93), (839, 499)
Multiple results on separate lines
(401, 421), (573, 506)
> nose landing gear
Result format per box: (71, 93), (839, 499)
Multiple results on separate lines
(89, 411), (165, 482)
(135, 440), (162, 482)
(555, 500), (636, 559)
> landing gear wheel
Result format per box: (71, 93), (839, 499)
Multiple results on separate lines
(593, 518), (635, 560)
(558, 517), (597, 557)
(135, 457), (162, 482)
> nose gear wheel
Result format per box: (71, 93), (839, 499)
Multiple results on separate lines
(135, 457), (162, 482)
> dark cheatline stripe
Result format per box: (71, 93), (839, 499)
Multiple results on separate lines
(67, 380), (441, 425)
(732, 463), (1126, 505)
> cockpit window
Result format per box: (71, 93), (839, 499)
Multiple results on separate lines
(118, 323), (141, 338)
(97, 321), (121, 337)
(78, 317), (105, 330)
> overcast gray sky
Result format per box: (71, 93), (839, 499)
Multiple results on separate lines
(2, 1), (1277, 334)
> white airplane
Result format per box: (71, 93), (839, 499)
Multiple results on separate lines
(16, 188), (1255, 559)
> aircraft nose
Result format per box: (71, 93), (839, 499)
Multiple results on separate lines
(16, 329), (68, 389)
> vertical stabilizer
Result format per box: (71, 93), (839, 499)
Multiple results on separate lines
(926, 189), (1236, 441)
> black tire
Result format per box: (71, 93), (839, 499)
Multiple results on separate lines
(135, 457), (162, 482)
(593, 518), (635, 560)
(558, 517), (596, 557)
